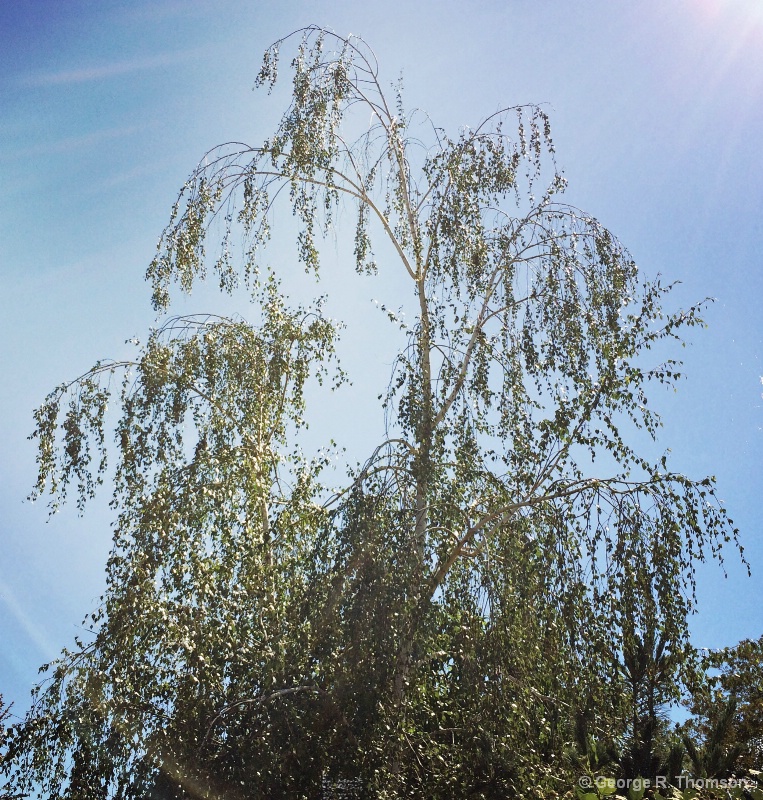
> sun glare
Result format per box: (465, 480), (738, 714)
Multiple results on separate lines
(686, 0), (763, 103)
(696, 0), (763, 28)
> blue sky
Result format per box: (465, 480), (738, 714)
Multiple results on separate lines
(1, 0), (761, 723)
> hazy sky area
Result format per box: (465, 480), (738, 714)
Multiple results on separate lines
(1, 0), (762, 726)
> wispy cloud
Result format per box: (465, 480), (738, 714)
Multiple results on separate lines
(0, 577), (57, 659)
(0, 124), (147, 161)
(20, 47), (204, 87)
(117, 0), (220, 25)
(90, 157), (177, 191)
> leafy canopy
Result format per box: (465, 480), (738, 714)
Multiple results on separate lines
(2, 26), (745, 799)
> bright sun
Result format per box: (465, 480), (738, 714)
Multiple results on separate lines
(699, 0), (763, 24)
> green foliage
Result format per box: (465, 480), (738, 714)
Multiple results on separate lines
(2, 26), (747, 799)
(0, 694), (10, 757)
(684, 636), (763, 774)
(0, 695), (20, 800)
(683, 639), (763, 776)
(683, 697), (744, 779)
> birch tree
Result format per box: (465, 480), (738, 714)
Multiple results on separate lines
(2, 27), (744, 799)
